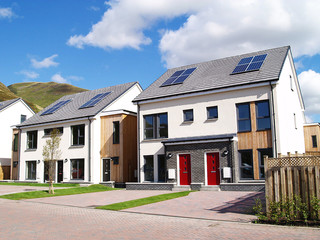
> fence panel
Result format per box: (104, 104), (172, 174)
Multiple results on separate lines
(265, 154), (320, 219)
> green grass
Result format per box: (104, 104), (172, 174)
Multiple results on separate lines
(0, 184), (117, 200)
(0, 182), (79, 187)
(96, 191), (192, 211)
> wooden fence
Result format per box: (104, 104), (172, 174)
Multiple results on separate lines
(264, 152), (320, 217)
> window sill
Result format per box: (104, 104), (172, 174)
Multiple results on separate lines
(25, 148), (37, 152)
(182, 121), (193, 124)
(142, 138), (168, 143)
(69, 145), (85, 149)
(205, 118), (218, 122)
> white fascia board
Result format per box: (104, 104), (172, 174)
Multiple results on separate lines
(136, 81), (278, 105)
(100, 109), (137, 116)
(18, 116), (96, 129)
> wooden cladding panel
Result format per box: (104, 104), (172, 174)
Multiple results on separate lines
(304, 125), (320, 152)
(100, 114), (137, 183)
(11, 129), (20, 180)
(238, 102), (272, 180)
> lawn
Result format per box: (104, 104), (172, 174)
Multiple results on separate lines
(0, 182), (79, 187)
(0, 184), (117, 200)
(96, 191), (192, 211)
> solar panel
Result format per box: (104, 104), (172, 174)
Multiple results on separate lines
(232, 54), (267, 74)
(161, 67), (197, 87)
(79, 92), (111, 109)
(41, 100), (71, 116)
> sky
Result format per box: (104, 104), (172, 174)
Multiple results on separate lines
(0, 0), (320, 122)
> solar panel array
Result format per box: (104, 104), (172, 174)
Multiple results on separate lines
(161, 67), (197, 87)
(79, 92), (111, 109)
(41, 100), (71, 116)
(232, 54), (267, 74)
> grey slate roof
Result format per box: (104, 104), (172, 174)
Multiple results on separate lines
(19, 82), (138, 127)
(0, 98), (20, 111)
(134, 46), (290, 102)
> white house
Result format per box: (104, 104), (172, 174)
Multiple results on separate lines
(0, 98), (34, 179)
(17, 82), (142, 184)
(130, 46), (305, 191)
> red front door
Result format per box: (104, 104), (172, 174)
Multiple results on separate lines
(207, 153), (220, 185)
(179, 154), (191, 185)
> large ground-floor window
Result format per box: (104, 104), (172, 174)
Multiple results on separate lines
(239, 150), (253, 179)
(144, 155), (154, 181)
(70, 159), (84, 180)
(26, 161), (37, 180)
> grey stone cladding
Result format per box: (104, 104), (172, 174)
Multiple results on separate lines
(165, 140), (235, 185)
(126, 183), (174, 190)
(220, 183), (265, 192)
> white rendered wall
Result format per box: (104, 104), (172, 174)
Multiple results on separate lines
(138, 85), (271, 182)
(0, 100), (34, 162)
(273, 53), (306, 154)
(19, 119), (90, 182)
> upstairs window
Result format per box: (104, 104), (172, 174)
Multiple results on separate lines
(144, 113), (168, 140)
(183, 109), (194, 122)
(27, 131), (37, 149)
(207, 106), (218, 120)
(256, 101), (271, 130)
(13, 133), (18, 152)
(312, 135), (318, 148)
(21, 115), (26, 123)
(71, 125), (85, 146)
(237, 103), (251, 132)
(113, 121), (120, 144)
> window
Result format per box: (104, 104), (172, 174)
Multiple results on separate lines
(113, 121), (120, 144)
(239, 150), (253, 179)
(293, 113), (297, 129)
(70, 159), (84, 180)
(207, 106), (218, 119)
(13, 133), (18, 152)
(312, 135), (318, 148)
(21, 115), (26, 123)
(71, 125), (85, 145)
(112, 156), (119, 165)
(26, 161), (36, 180)
(158, 155), (166, 182)
(44, 127), (63, 136)
(144, 155), (154, 181)
(27, 131), (37, 149)
(183, 109), (193, 122)
(258, 148), (273, 179)
(256, 101), (271, 130)
(237, 103), (251, 132)
(143, 113), (168, 140)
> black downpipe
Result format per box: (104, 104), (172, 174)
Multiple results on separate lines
(137, 104), (140, 182)
(88, 118), (92, 182)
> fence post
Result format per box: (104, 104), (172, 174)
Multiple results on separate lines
(264, 155), (270, 214)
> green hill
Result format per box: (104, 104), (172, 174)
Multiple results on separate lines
(0, 82), (39, 112)
(8, 82), (87, 112)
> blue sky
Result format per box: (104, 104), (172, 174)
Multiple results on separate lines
(0, 0), (320, 122)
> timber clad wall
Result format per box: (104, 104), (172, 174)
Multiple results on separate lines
(100, 114), (137, 183)
(304, 125), (320, 153)
(237, 102), (272, 180)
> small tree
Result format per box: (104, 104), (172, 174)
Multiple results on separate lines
(42, 129), (61, 194)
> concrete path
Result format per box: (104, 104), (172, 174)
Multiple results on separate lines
(1, 198), (319, 240)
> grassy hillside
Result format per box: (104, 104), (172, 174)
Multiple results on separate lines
(0, 82), (39, 112)
(0, 82), (18, 101)
(8, 82), (87, 112)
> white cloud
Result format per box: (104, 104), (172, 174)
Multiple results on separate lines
(67, 0), (212, 50)
(18, 70), (39, 79)
(89, 6), (100, 12)
(51, 73), (68, 84)
(68, 75), (84, 81)
(68, 0), (320, 68)
(298, 70), (320, 118)
(0, 7), (14, 19)
(31, 54), (59, 69)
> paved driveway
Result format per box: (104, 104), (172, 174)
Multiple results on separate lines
(0, 185), (67, 195)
